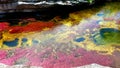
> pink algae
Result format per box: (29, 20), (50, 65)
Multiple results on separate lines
(0, 50), (7, 60)
(0, 48), (113, 68)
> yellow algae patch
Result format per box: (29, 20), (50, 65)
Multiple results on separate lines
(62, 21), (73, 27)
(0, 32), (38, 49)
(55, 31), (78, 43)
(95, 46), (115, 55)
(71, 36), (116, 55)
(99, 21), (118, 29)
(43, 27), (50, 31)
(61, 10), (99, 26)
